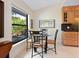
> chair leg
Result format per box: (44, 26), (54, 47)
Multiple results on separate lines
(31, 43), (33, 58)
(55, 48), (57, 54)
(54, 45), (57, 54)
(31, 48), (33, 58)
(30, 43), (32, 48)
(42, 46), (43, 58)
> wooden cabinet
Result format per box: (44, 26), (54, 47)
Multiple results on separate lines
(0, 0), (4, 38)
(74, 6), (79, 23)
(62, 32), (79, 46)
(63, 5), (79, 24)
(62, 5), (79, 47)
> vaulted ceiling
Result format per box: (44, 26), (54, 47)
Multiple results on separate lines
(23, 0), (63, 10)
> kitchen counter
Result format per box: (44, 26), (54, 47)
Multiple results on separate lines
(61, 23), (79, 32)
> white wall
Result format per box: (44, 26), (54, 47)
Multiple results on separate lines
(0, 0), (34, 58)
(0, 0), (12, 42)
(33, 4), (63, 44)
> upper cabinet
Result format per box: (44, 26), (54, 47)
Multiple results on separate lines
(63, 5), (79, 24)
(74, 6), (79, 23)
(0, 0), (4, 38)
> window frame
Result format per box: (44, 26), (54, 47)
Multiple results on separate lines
(12, 7), (28, 44)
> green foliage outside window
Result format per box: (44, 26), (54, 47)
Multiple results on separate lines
(12, 17), (26, 25)
(12, 17), (27, 36)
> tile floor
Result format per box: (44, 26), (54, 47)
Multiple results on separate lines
(24, 45), (79, 58)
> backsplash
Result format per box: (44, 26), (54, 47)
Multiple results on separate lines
(61, 23), (79, 32)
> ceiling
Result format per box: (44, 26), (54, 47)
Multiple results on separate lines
(23, 0), (63, 10)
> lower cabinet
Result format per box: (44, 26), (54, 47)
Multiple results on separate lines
(62, 32), (79, 47)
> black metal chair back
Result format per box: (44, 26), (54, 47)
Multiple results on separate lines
(31, 31), (41, 42)
(54, 29), (58, 44)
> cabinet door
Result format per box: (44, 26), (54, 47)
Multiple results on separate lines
(67, 11), (75, 23)
(62, 32), (78, 46)
(74, 6), (79, 23)
(0, 1), (4, 38)
(63, 7), (75, 23)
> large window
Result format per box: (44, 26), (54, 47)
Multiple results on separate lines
(12, 7), (28, 44)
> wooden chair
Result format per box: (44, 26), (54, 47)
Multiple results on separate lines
(47, 29), (58, 54)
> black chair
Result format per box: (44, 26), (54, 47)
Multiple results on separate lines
(31, 31), (46, 58)
(47, 29), (58, 54)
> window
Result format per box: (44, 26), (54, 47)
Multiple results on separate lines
(12, 7), (28, 44)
